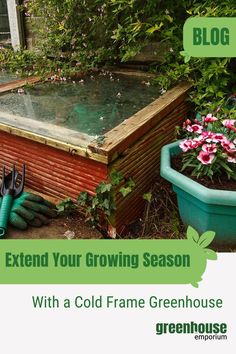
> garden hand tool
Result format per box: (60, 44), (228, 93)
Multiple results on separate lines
(0, 165), (25, 237)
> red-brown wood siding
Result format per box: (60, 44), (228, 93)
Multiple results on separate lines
(110, 100), (189, 235)
(0, 131), (108, 200)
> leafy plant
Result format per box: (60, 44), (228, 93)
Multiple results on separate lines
(56, 197), (77, 214)
(77, 170), (125, 228)
(143, 192), (153, 203)
(1, 1), (235, 113)
(119, 177), (135, 197)
(179, 111), (236, 180)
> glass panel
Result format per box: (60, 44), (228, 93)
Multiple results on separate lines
(0, 73), (160, 138)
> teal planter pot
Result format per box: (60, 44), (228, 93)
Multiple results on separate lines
(160, 140), (236, 244)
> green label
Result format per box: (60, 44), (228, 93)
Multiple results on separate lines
(181, 17), (236, 62)
(0, 227), (217, 287)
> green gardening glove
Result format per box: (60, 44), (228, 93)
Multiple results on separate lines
(0, 192), (57, 230)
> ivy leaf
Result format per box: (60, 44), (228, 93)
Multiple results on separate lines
(101, 198), (110, 211)
(204, 248), (217, 260)
(143, 192), (152, 203)
(119, 186), (132, 197)
(96, 182), (112, 193)
(92, 197), (99, 209)
(198, 231), (215, 248)
(110, 170), (123, 186)
(186, 226), (199, 243)
(77, 192), (88, 204)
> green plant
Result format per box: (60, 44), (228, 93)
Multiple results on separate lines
(56, 198), (77, 214)
(119, 177), (135, 197)
(143, 192), (153, 203)
(1, 1), (235, 112)
(179, 111), (236, 180)
(77, 170), (124, 228)
(77, 170), (136, 228)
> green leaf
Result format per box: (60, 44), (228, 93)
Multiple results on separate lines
(186, 226), (199, 243)
(119, 186), (132, 197)
(96, 182), (112, 194)
(204, 248), (217, 260)
(110, 170), (123, 186)
(198, 231), (216, 248)
(92, 197), (99, 209)
(127, 177), (135, 189)
(143, 192), (152, 203)
(146, 22), (163, 34)
(77, 192), (88, 204)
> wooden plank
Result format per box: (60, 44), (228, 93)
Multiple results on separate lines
(0, 112), (108, 163)
(0, 76), (40, 94)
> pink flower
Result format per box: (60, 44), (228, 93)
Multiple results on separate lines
(221, 141), (236, 154)
(197, 151), (215, 165)
(183, 119), (192, 129)
(179, 140), (194, 152)
(202, 143), (217, 154)
(227, 156), (236, 163)
(211, 133), (227, 143)
(222, 119), (236, 128)
(199, 131), (214, 142)
(186, 124), (203, 134)
(192, 137), (204, 147)
(204, 113), (218, 123)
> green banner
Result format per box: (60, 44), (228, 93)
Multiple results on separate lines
(181, 17), (236, 62)
(0, 227), (217, 287)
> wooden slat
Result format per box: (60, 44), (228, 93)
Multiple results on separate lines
(108, 100), (189, 234)
(0, 131), (108, 201)
(0, 76), (40, 94)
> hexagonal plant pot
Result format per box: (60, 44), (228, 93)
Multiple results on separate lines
(160, 140), (236, 244)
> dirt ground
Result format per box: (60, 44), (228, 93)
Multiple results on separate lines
(7, 213), (103, 240)
(4, 183), (236, 251)
(5, 188), (103, 240)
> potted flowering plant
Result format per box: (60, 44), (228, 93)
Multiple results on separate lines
(160, 112), (236, 244)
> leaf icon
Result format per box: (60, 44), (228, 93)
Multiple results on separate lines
(204, 248), (217, 260)
(198, 231), (215, 248)
(191, 281), (199, 288)
(187, 226), (199, 243)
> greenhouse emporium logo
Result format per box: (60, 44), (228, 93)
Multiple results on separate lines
(155, 321), (227, 341)
(181, 17), (236, 62)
